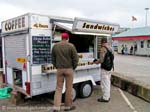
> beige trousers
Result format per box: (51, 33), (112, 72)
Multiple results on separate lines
(54, 68), (73, 110)
(101, 69), (111, 100)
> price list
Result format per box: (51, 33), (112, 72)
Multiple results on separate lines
(32, 36), (51, 64)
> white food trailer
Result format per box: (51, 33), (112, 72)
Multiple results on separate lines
(1, 13), (119, 100)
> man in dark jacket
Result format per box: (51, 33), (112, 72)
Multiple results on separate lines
(94, 37), (114, 102)
(52, 33), (79, 112)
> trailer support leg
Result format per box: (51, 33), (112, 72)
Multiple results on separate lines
(10, 91), (24, 105)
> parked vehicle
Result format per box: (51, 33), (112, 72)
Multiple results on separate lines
(1, 13), (119, 100)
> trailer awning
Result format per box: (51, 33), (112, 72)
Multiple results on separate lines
(54, 22), (111, 36)
(54, 22), (73, 32)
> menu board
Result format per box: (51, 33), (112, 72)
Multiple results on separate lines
(32, 36), (51, 64)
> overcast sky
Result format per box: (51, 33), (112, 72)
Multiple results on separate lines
(0, 0), (150, 28)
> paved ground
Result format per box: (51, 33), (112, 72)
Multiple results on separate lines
(114, 54), (150, 87)
(0, 85), (150, 112)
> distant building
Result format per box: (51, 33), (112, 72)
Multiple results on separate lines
(112, 27), (130, 51)
(112, 27), (150, 56)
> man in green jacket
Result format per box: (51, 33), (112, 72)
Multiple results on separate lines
(52, 33), (79, 112)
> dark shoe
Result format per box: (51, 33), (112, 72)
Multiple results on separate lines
(52, 110), (59, 112)
(64, 106), (76, 111)
(97, 97), (110, 102)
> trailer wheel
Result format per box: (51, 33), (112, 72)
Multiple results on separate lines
(62, 86), (78, 102)
(72, 86), (78, 101)
(79, 81), (93, 98)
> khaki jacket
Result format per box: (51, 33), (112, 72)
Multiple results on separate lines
(52, 41), (79, 69)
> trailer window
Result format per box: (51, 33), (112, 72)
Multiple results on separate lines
(69, 34), (94, 53)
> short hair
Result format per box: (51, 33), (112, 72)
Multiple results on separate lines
(101, 37), (107, 43)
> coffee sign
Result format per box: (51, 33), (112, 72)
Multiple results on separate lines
(2, 15), (29, 33)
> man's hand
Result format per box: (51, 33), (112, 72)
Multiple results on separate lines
(93, 59), (100, 64)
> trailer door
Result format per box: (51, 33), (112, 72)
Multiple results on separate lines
(4, 34), (27, 70)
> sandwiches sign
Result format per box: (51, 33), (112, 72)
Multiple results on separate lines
(72, 17), (119, 34)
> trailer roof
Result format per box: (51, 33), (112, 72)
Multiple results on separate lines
(1, 13), (119, 35)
